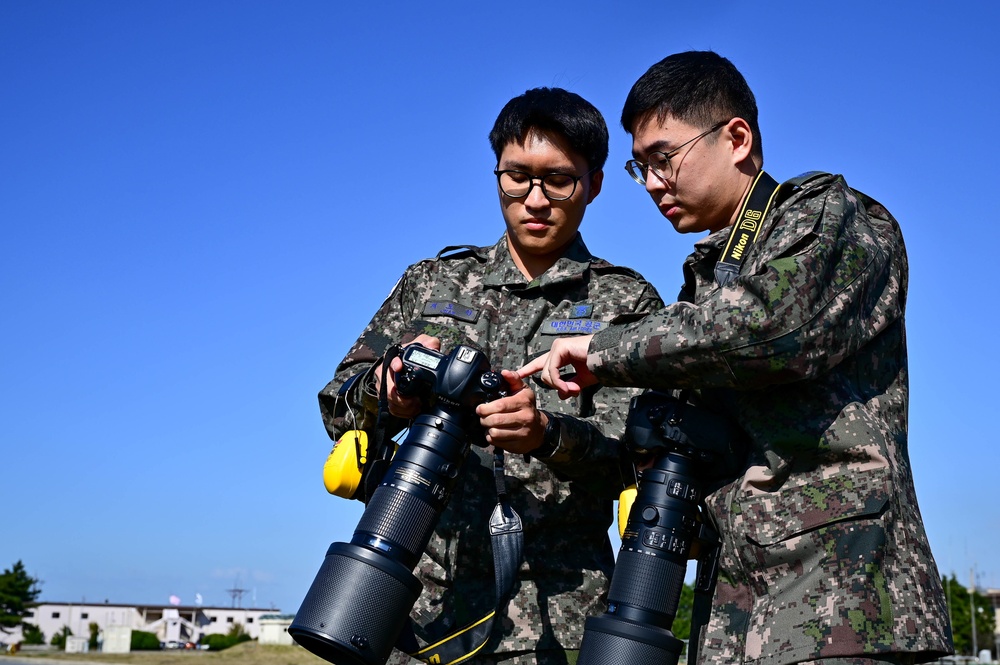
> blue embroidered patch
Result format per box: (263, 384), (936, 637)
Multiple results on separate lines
(570, 304), (593, 318)
(540, 319), (605, 335)
(422, 300), (480, 323)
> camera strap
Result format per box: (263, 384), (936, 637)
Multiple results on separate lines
(688, 520), (722, 665)
(401, 451), (524, 665)
(360, 345), (403, 503)
(488, 451), (524, 613)
(714, 170), (781, 288)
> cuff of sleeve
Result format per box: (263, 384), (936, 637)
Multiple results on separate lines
(359, 361), (383, 417)
(590, 324), (625, 353)
(589, 323), (651, 388)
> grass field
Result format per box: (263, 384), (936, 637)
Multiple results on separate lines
(4, 642), (328, 665)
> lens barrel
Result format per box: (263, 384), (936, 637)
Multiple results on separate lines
(578, 616), (684, 665)
(289, 407), (475, 665)
(289, 542), (421, 665)
(578, 451), (703, 665)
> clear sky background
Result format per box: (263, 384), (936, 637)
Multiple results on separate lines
(2, 1), (998, 615)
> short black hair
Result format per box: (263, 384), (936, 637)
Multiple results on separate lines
(489, 87), (609, 171)
(621, 51), (763, 161)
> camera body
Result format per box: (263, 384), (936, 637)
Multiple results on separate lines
(290, 344), (507, 665)
(578, 391), (744, 665)
(395, 343), (506, 413)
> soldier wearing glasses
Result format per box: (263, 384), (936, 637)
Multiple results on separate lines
(521, 52), (953, 665)
(319, 87), (662, 664)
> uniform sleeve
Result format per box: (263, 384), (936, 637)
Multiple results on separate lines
(542, 279), (665, 494)
(588, 178), (903, 391)
(317, 266), (422, 441)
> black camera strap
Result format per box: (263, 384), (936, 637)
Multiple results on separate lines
(688, 520), (722, 665)
(714, 170), (781, 288)
(488, 451), (524, 613)
(360, 345), (403, 503)
(401, 451), (524, 665)
(372, 346), (398, 455)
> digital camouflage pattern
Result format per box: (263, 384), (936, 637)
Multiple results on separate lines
(588, 174), (953, 665)
(319, 234), (662, 663)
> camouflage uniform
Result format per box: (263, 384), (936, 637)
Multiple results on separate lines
(320, 234), (663, 663)
(588, 174), (953, 664)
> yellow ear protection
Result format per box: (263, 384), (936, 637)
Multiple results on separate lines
(323, 430), (369, 499)
(617, 484), (637, 538)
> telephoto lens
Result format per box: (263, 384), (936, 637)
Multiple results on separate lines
(577, 450), (702, 665)
(289, 345), (505, 665)
(578, 391), (742, 665)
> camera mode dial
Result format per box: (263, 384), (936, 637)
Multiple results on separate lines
(480, 371), (503, 392)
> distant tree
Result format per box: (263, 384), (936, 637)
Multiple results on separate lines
(88, 622), (100, 650)
(203, 622), (253, 651)
(226, 622), (250, 642)
(50, 625), (71, 649)
(21, 622), (44, 645)
(673, 582), (694, 641)
(130, 630), (161, 651)
(943, 574), (996, 656)
(0, 560), (42, 635)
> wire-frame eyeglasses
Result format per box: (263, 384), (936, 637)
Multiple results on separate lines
(624, 120), (729, 185)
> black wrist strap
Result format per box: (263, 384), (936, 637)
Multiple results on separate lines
(360, 345), (402, 503)
(399, 451), (524, 664)
(688, 519), (721, 665)
(489, 451), (524, 612)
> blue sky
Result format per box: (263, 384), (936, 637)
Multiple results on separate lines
(2, 1), (998, 614)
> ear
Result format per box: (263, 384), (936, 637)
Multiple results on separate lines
(724, 118), (755, 167)
(585, 169), (604, 203)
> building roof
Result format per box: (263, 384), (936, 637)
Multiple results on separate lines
(33, 601), (279, 612)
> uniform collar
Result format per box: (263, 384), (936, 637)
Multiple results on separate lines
(483, 233), (593, 289)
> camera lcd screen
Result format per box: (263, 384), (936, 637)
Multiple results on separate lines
(408, 348), (441, 370)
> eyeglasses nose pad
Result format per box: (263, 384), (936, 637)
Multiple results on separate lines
(525, 181), (550, 204)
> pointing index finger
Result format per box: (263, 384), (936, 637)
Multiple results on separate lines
(517, 354), (547, 380)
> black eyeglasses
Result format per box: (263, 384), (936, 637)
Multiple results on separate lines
(494, 168), (596, 201)
(625, 120), (729, 185)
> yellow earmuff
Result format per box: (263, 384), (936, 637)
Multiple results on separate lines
(618, 484), (637, 538)
(323, 430), (369, 499)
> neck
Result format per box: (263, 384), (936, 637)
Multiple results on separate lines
(506, 235), (565, 281)
(725, 161), (763, 228)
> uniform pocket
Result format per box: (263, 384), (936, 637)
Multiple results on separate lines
(733, 469), (898, 661)
(740, 468), (890, 547)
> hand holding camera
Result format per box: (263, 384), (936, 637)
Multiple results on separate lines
(372, 334), (442, 419)
(475, 369), (551, 455)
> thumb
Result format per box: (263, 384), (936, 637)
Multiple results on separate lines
(500, 369), (526, 393)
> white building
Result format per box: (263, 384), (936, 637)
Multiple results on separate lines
(258, 614), (295, 646)
(4, 601), (280, 647)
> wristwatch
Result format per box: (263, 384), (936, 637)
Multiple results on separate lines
(533, 410), (561, 459)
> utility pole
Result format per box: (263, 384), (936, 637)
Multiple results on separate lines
(970, 567), (977, 656)
(225, 578), (247, 609)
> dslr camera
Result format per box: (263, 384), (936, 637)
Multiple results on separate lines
(578, 391), (745, 665)
(289, 344), (507, 665)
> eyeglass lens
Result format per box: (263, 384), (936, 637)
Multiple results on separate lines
(626, 121), (727, 185)
(498, 171), (577, 200)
